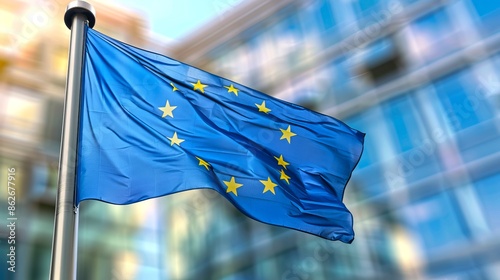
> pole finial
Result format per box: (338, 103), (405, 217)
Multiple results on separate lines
(64, 1), (96, 29)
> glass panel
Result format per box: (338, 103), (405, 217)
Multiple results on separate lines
(31, 162), (49, 195)
(383, 93), (443, 184)
(352, 0), (381, 18)
(328, 57), (365, 104)
(383, 94), (424, 153)
(434, 70), (493, 132)
(474, 174), (500, 232)
(406, 9), (460, 64)
(469, 0), (500, 18)
(429, 261), (487, 279)
(344, 109), (381, 168)
(403, 192), (469, 255)
(351, 164), (386, 197)
(318, 0), (336, 31)
(359, 0), (380, 13)
(455, 120), (500, 162)
(43, 98), (64, 154)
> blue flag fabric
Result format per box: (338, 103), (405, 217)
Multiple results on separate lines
(77, 27), (365, 243)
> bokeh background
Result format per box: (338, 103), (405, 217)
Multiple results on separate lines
(1, 0), (500, 279)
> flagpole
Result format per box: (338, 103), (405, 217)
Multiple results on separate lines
(49, 1), (95, 280)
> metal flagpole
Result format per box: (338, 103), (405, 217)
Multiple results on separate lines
(49, 1), (95, 279)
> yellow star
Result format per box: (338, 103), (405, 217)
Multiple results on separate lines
(280, 169), (290, 184)
(280, 125), (296, 143)
(260, 177), (277, 195)
(167, 132), (184, 146)
(255, 101), (271, 114)
(274, 155), (289, 169)
(224, 84), (239, 96)
(223, 176), (243, 196)
(191, 80), (207, 93)
(170, 82), (178, 91)
(196, 156), (210, 170)
(158, 100), (177, 118)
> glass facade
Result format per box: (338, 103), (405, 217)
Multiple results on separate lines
(167, 0), (500, 279)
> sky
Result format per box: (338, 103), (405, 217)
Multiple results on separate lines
(111, 0), (244, 39)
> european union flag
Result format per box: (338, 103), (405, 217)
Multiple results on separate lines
(77, 27), (365, 243)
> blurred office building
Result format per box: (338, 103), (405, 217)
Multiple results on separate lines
(1, 0), (500, 279)
(168, 0), (500, 279)
(0, 1), (164, 279)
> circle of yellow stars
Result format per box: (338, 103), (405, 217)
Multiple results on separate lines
(158, 79), (297, 196)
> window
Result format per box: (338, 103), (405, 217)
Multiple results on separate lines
(383, 94), (425, 153)
(434, 70), (493, 132)
(344, 109), (381, 168)
(345, 109), (387, 196)
(473, 174), (500, 232)
(382, 93), (443, 183)
(328, 57), (364, 104)
(52, 45), (68, 78)
(314, 0), (347, 46)
(403, 192), (469, 255)
(469, 0), (500, 18)
(358, 0), (380, 14)
(318, 0), (336, 31)
(428, 262), (489, 279)
(401, 0), (421, 3)
(352, 0), (381, 19)
(405, 9), (460, 64)
(43, 98), (64, 153)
